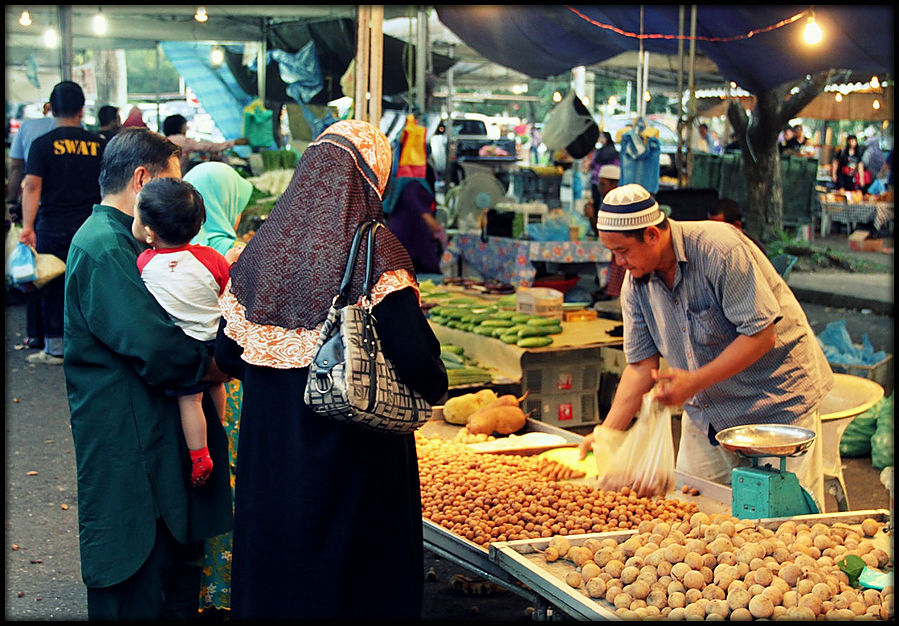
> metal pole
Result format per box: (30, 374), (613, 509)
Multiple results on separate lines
(416, 6), (427, 114)
(686, 5), (698, 185)
(677, 5), (685, 187)
(58, 5), (73, 82)
(258, 19), (268, 103)
(636, 5), (644, 118)
(641, 51), (650, 118)
(445, 43), (454, 186)
(155, 42), (161, 133)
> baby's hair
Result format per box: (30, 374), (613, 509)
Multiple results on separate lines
(136, 178), (206, 246)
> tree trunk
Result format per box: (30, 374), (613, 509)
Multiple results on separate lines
(726, 71), (834, 245)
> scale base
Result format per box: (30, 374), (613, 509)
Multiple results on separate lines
(732, 465), (819, 519)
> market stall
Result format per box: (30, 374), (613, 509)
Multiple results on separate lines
(416, 413), (894, 621)
(440, 234), (612, 288)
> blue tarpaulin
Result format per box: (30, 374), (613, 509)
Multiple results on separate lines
(436, 6), (893, 93)
(160, 42), (253, 157)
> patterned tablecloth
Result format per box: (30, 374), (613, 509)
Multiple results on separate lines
(441, 234), (612, 287)
(821, 201), (894, 231)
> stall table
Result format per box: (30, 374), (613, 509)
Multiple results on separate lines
(441, 234), (612, 287)
(819, 199), (893, 236)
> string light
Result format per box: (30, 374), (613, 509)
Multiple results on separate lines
(802, 12), (822, 45)
(19, 10), (32, 26)
(872, 99), (880, 110)
(835, 93), (843, 102)
(870, 76), (880, 89)
(566, 6), (815, 43)
(194, 7), (208, 23)
(93, 8), (107, 35)
(552, 91), (562, 103)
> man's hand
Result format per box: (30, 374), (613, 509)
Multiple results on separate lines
(577, 432), (595, 461)
(234, 137), (250, 146)
(652, 368), (698, 407)
(18, 224), (36, 248)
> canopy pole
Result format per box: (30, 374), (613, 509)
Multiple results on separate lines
(636, 6), (644, 119)
(354, 6), (383, 125)
(416, 6), (427, 114)
(686, 5), (697, 185)
(258, 19), (268, 103)
(445, 43), (454, 184)
(677, 5), (686, 187)
(155, 42), (161, 133)
(58, 5), (73, 82)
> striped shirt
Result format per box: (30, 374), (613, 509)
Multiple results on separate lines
(621, 219), (833, 433)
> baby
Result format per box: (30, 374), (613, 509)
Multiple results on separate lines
(132, 177), (231, 487)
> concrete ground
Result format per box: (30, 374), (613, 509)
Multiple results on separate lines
(4, 231), (894, 620)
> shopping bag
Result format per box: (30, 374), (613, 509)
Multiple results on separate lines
(594, 391), (676, 497)
(32, 250), (66, 288)
(6, 223), (23, 263)
(6, 242), (38, 285)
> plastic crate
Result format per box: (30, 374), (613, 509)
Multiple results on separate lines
(523, 391), (599, 427)
(516, 287), (564, 319)
(828, 353), (893, 390)
(522, 348), (603, 395)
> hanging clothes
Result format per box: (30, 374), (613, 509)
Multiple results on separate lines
(383, 115), (428, 215)
(619, 119), (661, 193)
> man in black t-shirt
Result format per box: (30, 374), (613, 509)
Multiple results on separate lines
(19, 81), (105, 364)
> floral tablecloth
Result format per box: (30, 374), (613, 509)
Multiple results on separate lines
(441, 234), (612, 287)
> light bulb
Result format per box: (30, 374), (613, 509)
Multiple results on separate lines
(552, 91), (562, 103)
(835, 93), (843, 103)
(93, 12), (107, 35)
(210, 46), (225, 67)
(19, 10), (32, 26)
(872, 99), (880, 110)
(194, 7), (208, 23)
(583, 96), (590, 106)
(643, 91), (651, 102)
(803, 16), (822, 45)
(43, 27), (59, 48)
(871, 76), (880, 89)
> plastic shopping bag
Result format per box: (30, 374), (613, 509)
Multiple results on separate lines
(6, 242), (38, 285)
(32, 250), (66, 288)
(594, 391), (676, 497)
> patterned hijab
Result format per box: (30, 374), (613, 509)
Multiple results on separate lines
(227, 120), (414, 330)
(185, 161), (253, 255)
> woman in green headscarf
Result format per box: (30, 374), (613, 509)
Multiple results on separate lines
(185, 161), (254, 264)
(184, 160), (252, 617)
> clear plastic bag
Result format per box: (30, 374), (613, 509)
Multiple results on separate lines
(595, 391), (676, 497)
(6, 242), (38, 285)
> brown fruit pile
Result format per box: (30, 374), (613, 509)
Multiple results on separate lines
(545, 513), (894, 620)
(415, 433), (699, 548)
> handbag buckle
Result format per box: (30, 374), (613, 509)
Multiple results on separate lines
(312, 371), (333, 393)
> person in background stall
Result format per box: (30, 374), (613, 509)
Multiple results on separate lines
(6, 98), (57, 351)
(785, 125), (807, 156)
(529, 124), (543, 165)
(162, 114), (248, 175)
(578, 184), (832, 509)
(19, 81), (105, 365)
(96, 105), (121, 142)
(690, 123), (711, 153)
(861, 129), (886, 194)
(587, 131), (620, 210)
(217, 119), (447, 620)
(778, 126), (795, 155)
(832, 134), (862, 191)
(707, 197), (764, 251)
(387, 164), (447, 276)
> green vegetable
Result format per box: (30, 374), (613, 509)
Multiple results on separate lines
(517, 336), (554, 348)
(479, 319), (515, 328)
(526, 317), (564, 326)
(838, 555), (866, 588)
(500, 333), (520, 344)
(440, 344), (465, 355)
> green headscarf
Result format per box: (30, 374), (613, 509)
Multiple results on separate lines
(185, 161), (253, 255)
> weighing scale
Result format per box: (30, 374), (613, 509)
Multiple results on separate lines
(715, 424), (821, 519)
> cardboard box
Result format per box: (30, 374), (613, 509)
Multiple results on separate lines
(848, 230), (883, 252)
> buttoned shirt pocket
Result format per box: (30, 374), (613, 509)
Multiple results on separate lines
(688, 305), (736, 346)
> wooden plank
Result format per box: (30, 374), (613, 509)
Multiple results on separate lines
(367, 5), (383, 126)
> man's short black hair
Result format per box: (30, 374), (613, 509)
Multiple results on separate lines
(136, 178), (206, 246)
(97, 105), (119, 127)
(99, 128), (182, 197)
(49, 81), (85, 117)
(710, 198), (743, 225)
(162, 114), (188, 137)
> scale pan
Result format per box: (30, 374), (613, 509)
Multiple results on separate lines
(715, 424), (816, 458)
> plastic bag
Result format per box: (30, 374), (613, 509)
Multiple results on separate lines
(870, 393), (893, 470)
(816, 320), (886, 366)
(6, 242), (38, 285)
(32, 250), (66, 288)
(594, 392), (676, 497)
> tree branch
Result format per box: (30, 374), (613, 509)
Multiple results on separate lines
(779, 70), (834, 124)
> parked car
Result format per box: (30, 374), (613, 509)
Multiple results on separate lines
(428, 114), (518, 185)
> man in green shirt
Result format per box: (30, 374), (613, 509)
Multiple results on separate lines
(63, 128), (232, 620)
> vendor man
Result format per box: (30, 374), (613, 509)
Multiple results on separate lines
(578, 184), (833, 507)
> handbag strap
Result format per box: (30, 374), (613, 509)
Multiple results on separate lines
(362, 221), (384, 299)
(336, 221), (374, 304)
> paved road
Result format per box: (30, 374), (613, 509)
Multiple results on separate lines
(4, 295), (893, 621)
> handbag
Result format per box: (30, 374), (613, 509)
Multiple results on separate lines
(303, 220), (432, 434)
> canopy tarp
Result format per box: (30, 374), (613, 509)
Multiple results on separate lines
(436, 5), (893, 94)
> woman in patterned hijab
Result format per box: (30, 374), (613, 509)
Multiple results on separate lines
(216, 119), (447, 620)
